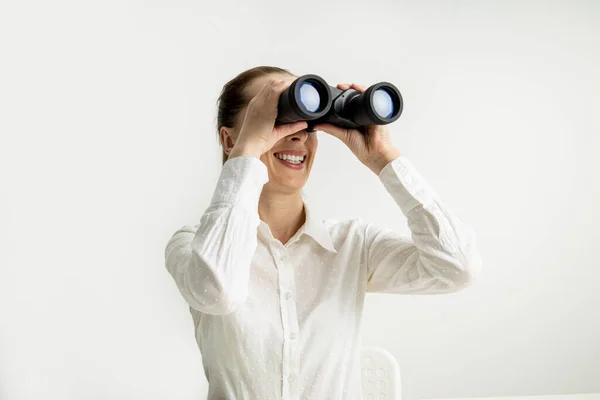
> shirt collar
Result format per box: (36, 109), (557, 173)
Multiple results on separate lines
(302, 199), (338, 253)
(258, 198), (337, 254)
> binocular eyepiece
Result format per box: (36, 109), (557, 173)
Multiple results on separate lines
(276, 74), (403, 133)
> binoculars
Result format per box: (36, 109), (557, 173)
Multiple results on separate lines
(276, 74), (403, 133)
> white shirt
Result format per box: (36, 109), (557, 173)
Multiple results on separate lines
(164, 155), (482, 400)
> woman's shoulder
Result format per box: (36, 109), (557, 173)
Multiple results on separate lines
(320, 216), (369, 237)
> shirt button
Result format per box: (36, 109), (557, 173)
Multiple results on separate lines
(288, 374), (296, 382)
(284, 292), (292, 300)
(290, 333), (297, 340)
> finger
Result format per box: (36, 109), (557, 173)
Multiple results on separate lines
(259, 78), (292, 97)
(337, 83), (351, 90)
(256, 79), (294, 109)
(252, 79), (281, 104)
(274, 77), (297, 95)
(350, 83), (367, 92)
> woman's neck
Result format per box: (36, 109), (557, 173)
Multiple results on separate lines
(258, 190), (305, 245)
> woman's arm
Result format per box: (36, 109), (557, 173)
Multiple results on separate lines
(164, 155), (268, 314)
(365, 156), (482, 294)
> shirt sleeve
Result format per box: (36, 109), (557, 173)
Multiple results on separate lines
(164, 156), (268, 314)
(364, 156), (482, 294)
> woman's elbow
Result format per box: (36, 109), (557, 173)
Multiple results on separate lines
(184, 288), (246, 315)
(449, 252), (482, 291)
(182, 255), (248, 315)
(165, 233), (249, 315)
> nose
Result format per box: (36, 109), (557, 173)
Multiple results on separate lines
(286, 130), (308, 143)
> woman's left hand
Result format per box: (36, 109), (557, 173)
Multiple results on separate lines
(313, 83), (401, 175)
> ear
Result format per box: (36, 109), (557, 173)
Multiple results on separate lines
(219, 127), (236, 155)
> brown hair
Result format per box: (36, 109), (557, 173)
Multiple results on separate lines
(216, 65), (293, 165)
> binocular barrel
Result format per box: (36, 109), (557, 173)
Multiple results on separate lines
(276, 74), (403, 132)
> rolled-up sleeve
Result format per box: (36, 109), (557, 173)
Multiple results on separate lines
(164, 156), (269, 314)
(365, 156), (482, 294)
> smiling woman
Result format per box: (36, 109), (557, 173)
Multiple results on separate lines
(164, 65), (481, 400)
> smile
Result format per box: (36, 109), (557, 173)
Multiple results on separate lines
(273, 152), (307, 169)
(274, 153), (305, 164)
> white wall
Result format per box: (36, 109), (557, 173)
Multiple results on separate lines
(1, 0), (599, 399)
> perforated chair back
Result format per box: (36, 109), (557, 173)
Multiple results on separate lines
(361, 347), (401, 400)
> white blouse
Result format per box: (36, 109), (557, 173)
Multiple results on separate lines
(164, 155), (482, 400)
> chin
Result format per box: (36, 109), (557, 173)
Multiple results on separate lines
(263, 155), (312, 188)
(266, 178), (307, 194)
(267, 171), (310, 194)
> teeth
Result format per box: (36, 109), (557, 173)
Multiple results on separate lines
(275, 153), (305, 164)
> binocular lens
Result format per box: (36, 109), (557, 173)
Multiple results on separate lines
(276, 75), (332, 124)
(373, 88), (394, 119)
(298, 82), (320, 113)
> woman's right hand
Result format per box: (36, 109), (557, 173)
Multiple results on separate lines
(229, 78), (309, 159)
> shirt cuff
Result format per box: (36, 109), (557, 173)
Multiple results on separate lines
(210, 156), (269, 211)
(378, 156), (439, 215)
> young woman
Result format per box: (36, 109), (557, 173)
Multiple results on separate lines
(165, 66), (482, 399)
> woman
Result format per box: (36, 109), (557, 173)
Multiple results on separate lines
(165, 65), (482, 399)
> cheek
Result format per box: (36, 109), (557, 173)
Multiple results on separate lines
(260, 153), (272, 166)
(310, 141), (318, 161)
(308, 135), (318, 152)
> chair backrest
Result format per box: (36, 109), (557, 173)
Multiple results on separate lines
(360, 347), (402, 400)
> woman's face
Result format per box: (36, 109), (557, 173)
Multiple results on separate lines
(238, 73), (318, 195)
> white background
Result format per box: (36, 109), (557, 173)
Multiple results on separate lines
(1, 0), (599, 399)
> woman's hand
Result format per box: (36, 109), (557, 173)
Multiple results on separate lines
(229, 78), (308, 159)
(313, 83), (401, 175)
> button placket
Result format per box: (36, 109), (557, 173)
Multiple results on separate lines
(274, 247), (300, 399)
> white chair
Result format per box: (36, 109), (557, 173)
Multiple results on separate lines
(361, 347), (402, 400)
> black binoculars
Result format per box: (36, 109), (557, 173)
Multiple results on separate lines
(276, 74), (403, 133)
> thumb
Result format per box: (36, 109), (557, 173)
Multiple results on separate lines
(314, 123), (349, 143)
(275, 120), (309, 140)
